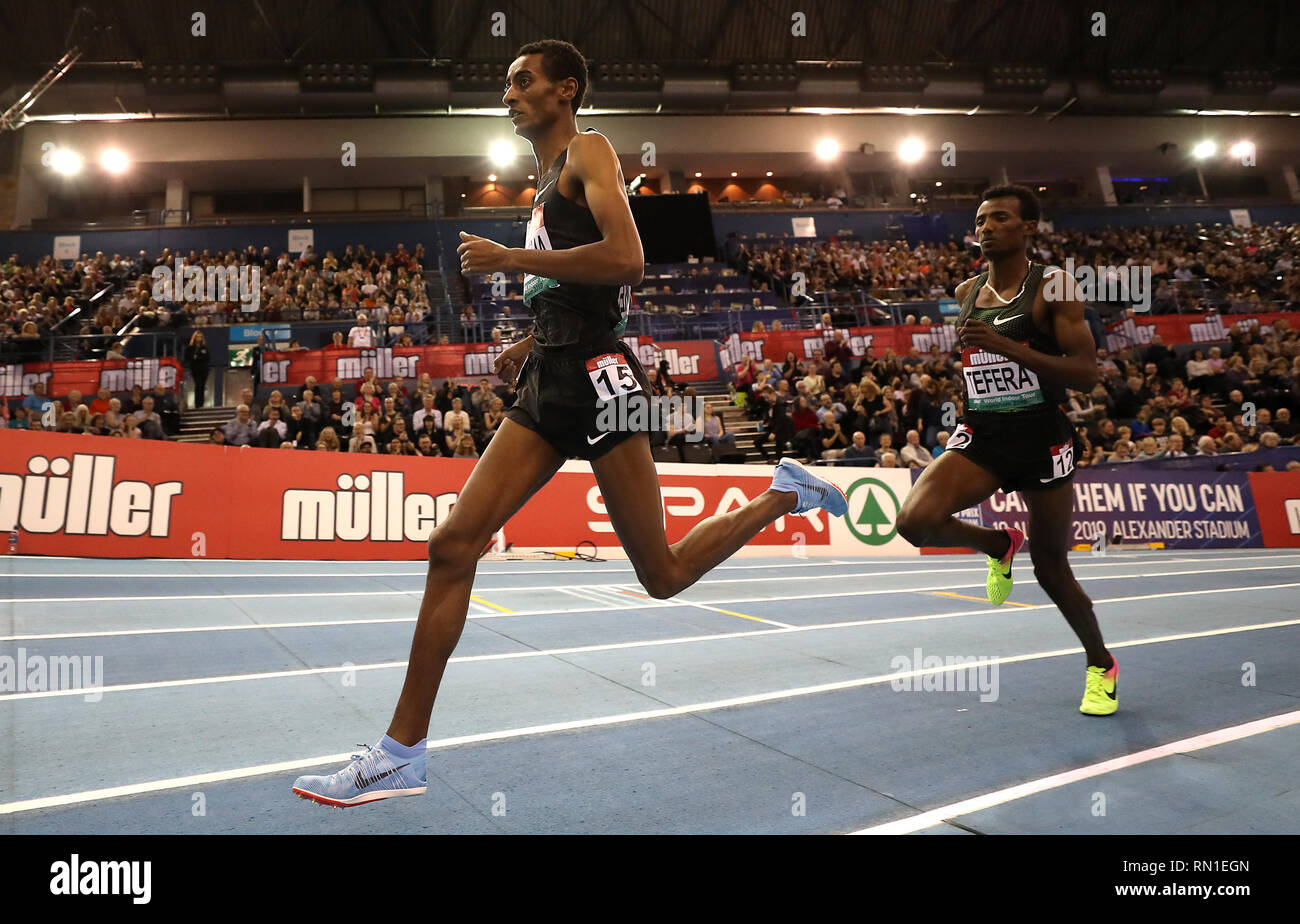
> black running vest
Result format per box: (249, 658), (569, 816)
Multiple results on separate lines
(522, 128), (632, 346)
(956, 262), (1067, 414)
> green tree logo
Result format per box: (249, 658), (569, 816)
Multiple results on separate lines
(845, 478), (901, 545)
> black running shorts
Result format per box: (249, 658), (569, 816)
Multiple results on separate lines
(506, 337), (655, 461)
(943, 406), (1085, 494)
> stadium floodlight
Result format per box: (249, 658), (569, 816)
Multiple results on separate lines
(99, 148), (129, 174)
(814, 138), (839, 162)
(51, 148), (83, 175)
(898, 138), (925, 163)
(1228, 141), (1255, 160)
(488, 140), (516, 168)
(1192, 140), (1217, 159)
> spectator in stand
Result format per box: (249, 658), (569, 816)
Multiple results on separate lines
(413, 394), (442, 431)
(482, 398), (507, 445)
(184, 331), (211, 408)
(415, 434), (438, 457)
(444, 397), (470, 435)
(89, 387), (113, 416)
(900, 429), (934, 468)
(841, 430), (874, 465)
(348, 312), (374, 348)
(150, 383), (180, 435)
(133, 396), (167, 440)
(878, 450), (899, 468)
(790, 396), (821, 462)
(256, 406), (288, 447)
(224, 405), (259, 446)
(452, 432), (479, 459)
(22, 381), (54, 419)
(209, 427), (226, 445)
(818, 410), (849, 460)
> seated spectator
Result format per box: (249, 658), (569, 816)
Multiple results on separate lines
(88, 387), (113, 416)
(900, 429), (933, 468)
(133, 396), (168, 440)
(452, 432), (479, 459)
(224, 405), (259, 446)
(413, 394), (442, 432)
(444, 397), (470, 434)
(931, 430), (950, 458)
(1133, 436), (1163, 460)
(23, 381), (54, 418)
(841, 431), (874, 464)
(150, 383), (180, 435)
(209, 427), (227, 445)
(878, 450), (899, 468)
(482, 398), (507, 444)
(120, 415), (142, 439)
(415, 434), (439, 457)
(255, 406), (288, 447)
(819, 411), (849, 460)
(1161, 433), (1188, 458)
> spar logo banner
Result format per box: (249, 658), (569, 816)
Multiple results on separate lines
(979, 470), (1265, 550)
(0, 358), (183, 398)
(1104, 310), (1296, 351)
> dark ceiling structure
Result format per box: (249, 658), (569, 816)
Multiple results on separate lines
(2, 0), (1299, 122)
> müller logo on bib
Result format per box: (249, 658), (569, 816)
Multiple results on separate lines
(961, 342), (1044, 411)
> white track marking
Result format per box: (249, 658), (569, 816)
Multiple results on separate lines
(3, 561), (1297, 607)
(4, 621), (1298, 816)
(850, 709), (1300, 835)
(5, 575), (1299, 641)
(3, 586), (1297, 700)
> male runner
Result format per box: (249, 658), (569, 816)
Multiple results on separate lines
(894, 184), (1117, 716)
(293, 39), (847, 807)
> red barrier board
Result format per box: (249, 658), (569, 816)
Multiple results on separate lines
(0, 430), (824, 559)
(0, 358), (184, 399)
(1247, 472), (1300, 548)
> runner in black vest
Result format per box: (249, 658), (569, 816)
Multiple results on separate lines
(895, 184), (1118, 716)
(292, 40), (847, 808)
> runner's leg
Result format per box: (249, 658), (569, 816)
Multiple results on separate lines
(1022, 479), (1112, 668)
(385, 418), (565, 744)
(895, 449), (1009, 556)
(591, 432), (798, 598)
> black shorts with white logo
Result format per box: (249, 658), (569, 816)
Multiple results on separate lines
(506, 336), (656, 461)
(944, 405), (1084, 494)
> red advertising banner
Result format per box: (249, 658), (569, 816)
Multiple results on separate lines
(1, 357), (184, 399)
(718, 325), (959, 370)
(1247, 471), (1300, 548)
(258, 336), (720, 387)
(0, 430), (825, 560)
(1104, 310), (1297, 351)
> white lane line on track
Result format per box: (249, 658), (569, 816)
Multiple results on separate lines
(4, 561), (1297, 608)
(5, 570), (1299, 641)
(848, 708), (1300, 835)
(3, 619), (1298, 816)
(2, 553), (1292, 582)
(0, 558), (888, 580)
(3, 583), (1298, 700)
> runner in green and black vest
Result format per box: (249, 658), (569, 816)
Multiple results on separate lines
(895, 184), (1118, 717)
(291, 39), (848, 809)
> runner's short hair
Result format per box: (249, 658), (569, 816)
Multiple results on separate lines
(515, 39), (588, 116)
(980, 184), (1041, 223)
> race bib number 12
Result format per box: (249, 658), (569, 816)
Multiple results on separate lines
(1048, 439), (1075, 481)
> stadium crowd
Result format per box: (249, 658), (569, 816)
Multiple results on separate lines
(730, 313), (1300, 471)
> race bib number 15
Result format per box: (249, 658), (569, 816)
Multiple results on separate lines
(586, 353), (642, 402)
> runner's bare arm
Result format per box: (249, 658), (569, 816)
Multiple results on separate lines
(507, 133), (644, 286)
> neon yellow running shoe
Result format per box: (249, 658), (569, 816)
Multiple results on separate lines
(1080, 657), (1119, 716)
(985, 527), (1024, 605)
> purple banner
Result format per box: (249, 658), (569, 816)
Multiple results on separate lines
(950, 469), (1263, 550)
